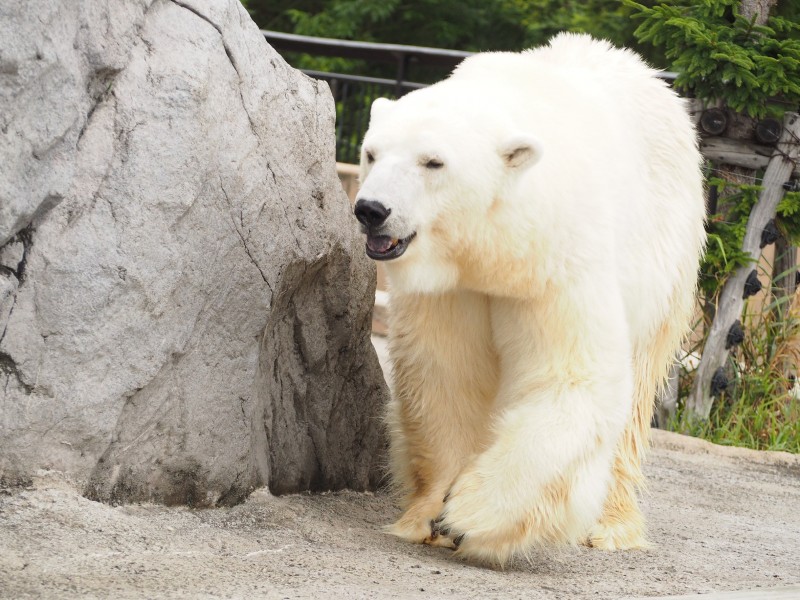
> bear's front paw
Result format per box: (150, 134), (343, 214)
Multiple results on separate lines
(430, 469), (528, 565)
(429, 515), (465, 549)
(386, 498), (455, 548)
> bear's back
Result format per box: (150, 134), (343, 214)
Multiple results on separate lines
(445, 34), (705, 348)
(452, 33), (656, 91)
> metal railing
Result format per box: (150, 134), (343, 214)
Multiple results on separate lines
(262, 30), (677, 164)
(262, 31), (471, 91)
(263, 31), (471, 163)
(304, 71), (426, 164)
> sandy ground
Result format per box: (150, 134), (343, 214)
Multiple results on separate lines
(2, 339), (799, 599)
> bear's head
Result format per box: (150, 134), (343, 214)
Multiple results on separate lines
(354, 90), (543, 294)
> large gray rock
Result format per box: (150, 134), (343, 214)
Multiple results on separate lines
(0, 0), (388, 505)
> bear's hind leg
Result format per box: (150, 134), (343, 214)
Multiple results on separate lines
(586, 443), (648, 550)
(589, 323), (677, 551)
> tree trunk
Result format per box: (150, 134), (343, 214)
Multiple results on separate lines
(739, 0), (777, 25)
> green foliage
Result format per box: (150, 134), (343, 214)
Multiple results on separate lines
(699, 178), (760, 298)
(677, 389), (800, 453)
(624, 0), (800, 117)
(695, 178), (800, 301)
(252, 0), (528, 51)
(777, 190), (800, 245)
(279, 0), (529, 80)
(504, 0), (666, 66)
(675, 174), (800, 453)
(243, 0), (670, 76)
(697, 175), (800, 318)
(674, 290), (800, 453)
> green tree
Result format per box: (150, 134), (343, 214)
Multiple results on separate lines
(245, 0), (526, 51)
(624, 0), (800, 117)
(244, 0), (669, 70)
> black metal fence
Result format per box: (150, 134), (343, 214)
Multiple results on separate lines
(263, 31), (472, 164)
(306, 71), (427, 165)
(263, 31), (676, 164)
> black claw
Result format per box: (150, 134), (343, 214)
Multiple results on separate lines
(433, 515), (445, 524)
(429, 519), (439, 537)
(439, 527), (450, 537)
(453, 533), (465, 548)
(442, 492), (451, 503)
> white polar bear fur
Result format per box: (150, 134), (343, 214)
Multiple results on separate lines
(357, 33), (706, 564)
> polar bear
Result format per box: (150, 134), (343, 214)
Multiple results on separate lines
(354, 33), (706, 564)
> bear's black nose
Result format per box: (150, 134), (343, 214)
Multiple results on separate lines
(354, 199), (391, 228)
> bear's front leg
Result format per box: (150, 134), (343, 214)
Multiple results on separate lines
(432, 296), (635, 564)
(385, 291), (498, 546)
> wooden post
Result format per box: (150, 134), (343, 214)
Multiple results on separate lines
(655, 361), (680, 429)
(772, 235), (798, 313)
(685, 112), (800, 422)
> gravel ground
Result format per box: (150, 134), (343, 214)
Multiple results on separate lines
(1, 338), (798, 599)
(2, 430), (798, 599)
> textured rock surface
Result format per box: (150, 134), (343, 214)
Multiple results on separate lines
(0, 0), (388, 505)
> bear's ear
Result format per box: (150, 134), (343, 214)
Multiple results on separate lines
(370, 97), (396, 122)
(499, 134), (543, 170)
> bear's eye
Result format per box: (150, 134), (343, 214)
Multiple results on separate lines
(365, 150), (375, 164)
(423, 158), (444, 170)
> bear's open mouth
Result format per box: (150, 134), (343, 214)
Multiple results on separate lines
(365, 233), (416, 261)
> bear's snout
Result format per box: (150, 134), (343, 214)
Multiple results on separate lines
(354, 199), (391, 229)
